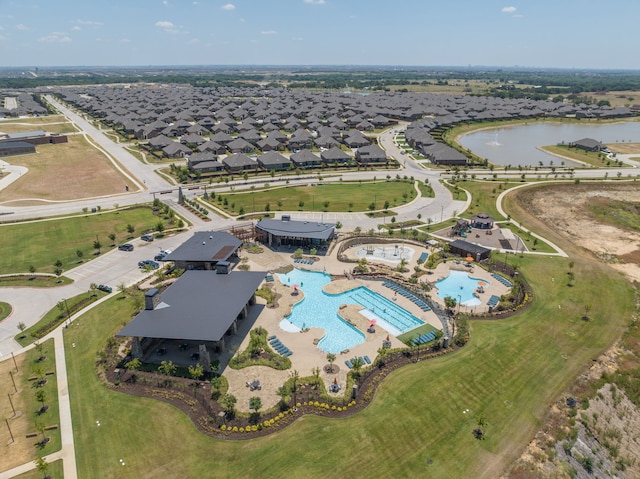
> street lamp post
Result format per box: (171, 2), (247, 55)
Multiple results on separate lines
(440, 205), (444, 223)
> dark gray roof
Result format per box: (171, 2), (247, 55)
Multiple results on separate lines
(116, 270), (266, 341)
(0, 141), (36, 151)
(448, 239), (490, 256)
(163, 231), (241, 262)
(257, 218), (335, 241)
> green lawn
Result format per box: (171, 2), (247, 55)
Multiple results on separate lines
(0, 206), (169, 274)
(63, 242), (633, 478)
(21, 339), (61, 463)
(208, 180), (419, 214)
(0, 301), (12, 321)
(13, 459), (63, 479)
(0, 275), (73, 288)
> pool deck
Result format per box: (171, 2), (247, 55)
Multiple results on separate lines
(223, 241), (510, 411)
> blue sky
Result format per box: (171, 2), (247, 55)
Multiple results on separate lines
(1, 0), (638, 69)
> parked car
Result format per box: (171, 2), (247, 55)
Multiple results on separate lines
(141, 234), (154, 242)
(154, 249), (173, 261)
(118, 243), (134, 251)
(97, 284), (112, 293)
(138, 259), (160, 269)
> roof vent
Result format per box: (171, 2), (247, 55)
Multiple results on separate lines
(202, 241), (206, 245)
(209, 235), (213, 239)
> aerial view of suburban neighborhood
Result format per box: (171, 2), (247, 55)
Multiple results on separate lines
(1, 2), (640, 478)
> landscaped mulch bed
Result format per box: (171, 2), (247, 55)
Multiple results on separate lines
(103, 345), (457, 440)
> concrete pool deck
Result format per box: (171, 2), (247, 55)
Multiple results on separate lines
(224, 241), (511, 411)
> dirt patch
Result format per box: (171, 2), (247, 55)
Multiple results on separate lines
(608, 143), (640, 155)
(0, 135), (128, 204)
(520, 183), (640, 282)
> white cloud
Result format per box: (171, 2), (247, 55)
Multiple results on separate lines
(15, 23), (28, 31)
(304, 0), (326, 4)
(501, 6), (517, 13)
(38, 32), (71, 43)
(291, 36), (303, 41)
(120, 37), (131, 43)
(72, 26), (82, 31)
(163, 0), (169, 6)
(155, 20), (174, 29)
(221, 3), (235, 10)
(261, 30), (277, 35)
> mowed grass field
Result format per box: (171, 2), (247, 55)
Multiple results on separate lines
(0, 134), (128, 204)
(0, 206), (167, 274)
(212, 180), (418, 214)
(63, 238), (633, 477)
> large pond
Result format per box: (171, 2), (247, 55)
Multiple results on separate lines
(458, 121), (639, 167)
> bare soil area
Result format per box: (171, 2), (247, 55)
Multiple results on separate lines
(0, 134), (128, 204)
(521, 183), (640, 282)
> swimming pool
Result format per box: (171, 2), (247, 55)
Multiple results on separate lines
(435, 270), (489, 306)
(277, 269), (424, 353)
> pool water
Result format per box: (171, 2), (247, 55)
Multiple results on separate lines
(277, 269), (424, 353)
(435, 270), (489, 306)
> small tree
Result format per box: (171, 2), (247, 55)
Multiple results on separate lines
(156, 221), (165, 233)
(29, 265), (36, 279)
(76, 249), (83, 261)
(221, 393), (237, 415)
(89, 282), (98, 296)
(34, 456), (49, 479)
(126, 224), (135, 235)
(326, 353), (336, 373)
(108, 233), (116, 245)
(93, 239), (101, 254)
(350, 357), (364, 382)
(209, 376), (223, 399)
(444, 296), (457, 314)
(35, 389), (47, 413)
(118, 282), (127, 298)
(125, 358), (141, 383)
(249, 396), (262, 415)
(188, 363), (204, 383)
(18, 321), (27, 334)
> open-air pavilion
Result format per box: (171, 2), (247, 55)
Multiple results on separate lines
(116, 270), (266, 367)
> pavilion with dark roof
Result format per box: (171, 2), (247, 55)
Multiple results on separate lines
(470, 213), (494, 229)
(116, 269), (266, 360)
(255, 216), (335, 247)
(161, 231), (242, 270)
(448, 239), (491, 261)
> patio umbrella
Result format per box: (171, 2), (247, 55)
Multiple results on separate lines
(478, 281), (486, 286)
(465, 256), (474, 262)
(334, 377), (338, 385)
(292, 284), (299, 290)
(369, 319), (377, 326)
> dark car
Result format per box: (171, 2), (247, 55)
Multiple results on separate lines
(97, 284), (113, 293)
(118, 243), (134, 251)
(141, 234), (154, 242)
(154, 249), (172, 261)
(138, 259), (160, 269)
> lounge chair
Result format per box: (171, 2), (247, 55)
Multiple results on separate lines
(364, 355), (371, 364)
(345, 360), (353, 369)
(267, 335), (276, 340)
